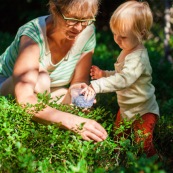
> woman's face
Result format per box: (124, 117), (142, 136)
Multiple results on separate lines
(56, 10), (95, 40)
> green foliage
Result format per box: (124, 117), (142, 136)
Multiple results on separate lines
(0, 32), (15, 54)
(93, 30), (120, 70)
(0, 95), (167, 173)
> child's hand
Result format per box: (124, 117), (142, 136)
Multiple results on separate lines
(81, 85), (96, 102)
(90, 65), (104, 80)
(69, 83), (88, 103)
(70, 83), (96, 108)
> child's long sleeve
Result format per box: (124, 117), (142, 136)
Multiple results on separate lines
(90, 49), (160, 120)
(104, 70), (115, 77)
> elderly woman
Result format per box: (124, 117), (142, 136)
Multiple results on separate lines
(0, 0), (107, 142)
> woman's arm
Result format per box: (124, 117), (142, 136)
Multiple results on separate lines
(70, 50), (93, 85)
(13, 39), (107, 141)
(61, 50), (93, 104)
(13, 36), (40, 104)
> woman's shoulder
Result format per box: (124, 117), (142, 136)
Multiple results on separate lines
(16, 16), (49, 41)
(77, 24), (96, 42)
(19, 16), (48, 30)
(16, 16), (48, 58)
(80, 24), (95, 37)
(73, 24), (96, 51)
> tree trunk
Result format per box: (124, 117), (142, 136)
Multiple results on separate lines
(164, 0), (173, 63)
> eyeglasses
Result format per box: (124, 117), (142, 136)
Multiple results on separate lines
(58, 10), (95, 26)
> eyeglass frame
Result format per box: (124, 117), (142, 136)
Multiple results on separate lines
(58, 9), (96, 26)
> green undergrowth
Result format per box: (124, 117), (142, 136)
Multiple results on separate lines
(0, 29), (173, 172)
(0, 94), (171, 173)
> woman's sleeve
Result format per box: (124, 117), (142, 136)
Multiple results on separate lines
(16, 21), (44, 58)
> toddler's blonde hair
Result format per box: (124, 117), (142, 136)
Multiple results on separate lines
(110, 1), (153, 42)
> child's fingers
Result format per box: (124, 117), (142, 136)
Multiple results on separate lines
(81, 87), (95, 101)
(91, 66), (97, 73)
(84, 89), (90, 100)
(92, 65), (100, 71)
(86, 89), (95, 101)
(90, 71), (93, 76)
(91, 65), (98, 69)
(80, 87), (88, 95)
(86, 92), (95, 101)
(91, 75), (96, 80)
(91, 70), (95, 74)
(90, 71), (96, 80)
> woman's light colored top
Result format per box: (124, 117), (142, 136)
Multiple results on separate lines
(91, 49), (159, 120)
(0, 16), (96, 87)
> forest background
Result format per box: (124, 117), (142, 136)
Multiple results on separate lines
(0, 0), (173, 173)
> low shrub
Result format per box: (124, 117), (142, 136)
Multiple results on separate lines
(0, 94), (170, 173)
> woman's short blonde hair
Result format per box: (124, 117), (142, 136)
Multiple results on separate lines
(110, 1), (153, 42)
(49, 0), (100, 20)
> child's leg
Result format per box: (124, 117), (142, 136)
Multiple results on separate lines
(114, 109), (121, 127)
(133, 113), (158, 157)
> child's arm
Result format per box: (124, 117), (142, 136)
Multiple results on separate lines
(104, 70), (116, 77)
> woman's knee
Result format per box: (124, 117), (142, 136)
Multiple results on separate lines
(34, 71), (51, 94)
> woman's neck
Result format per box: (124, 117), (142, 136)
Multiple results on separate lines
(46, 15), (74, 49)
(46, 15), (74, 46)
(45, 15), (76, 64)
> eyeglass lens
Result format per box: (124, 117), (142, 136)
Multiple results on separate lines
(66, 20), (93, 26)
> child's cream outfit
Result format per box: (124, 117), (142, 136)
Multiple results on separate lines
(91, 49), (159, 120)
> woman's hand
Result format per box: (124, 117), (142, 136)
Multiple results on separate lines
(70, 83), (96, 102)
(70, 83), (88, 91)
(90, 65), (105, 80)
(72, 115), (108, 142)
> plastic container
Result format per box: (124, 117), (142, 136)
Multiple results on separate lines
(71, 88), (95, 108)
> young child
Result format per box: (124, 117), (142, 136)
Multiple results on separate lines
(85, 0), (160, 157)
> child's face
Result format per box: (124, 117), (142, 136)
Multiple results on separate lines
(113, 30), (140, 51)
